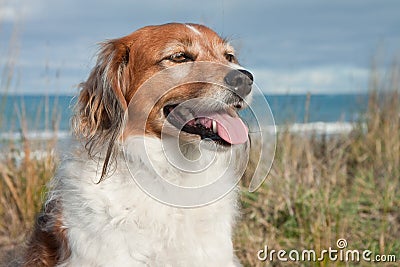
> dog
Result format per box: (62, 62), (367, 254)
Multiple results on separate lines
(23, 23), (254, 267)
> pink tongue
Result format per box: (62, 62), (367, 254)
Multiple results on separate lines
(210, 113), (248, 145)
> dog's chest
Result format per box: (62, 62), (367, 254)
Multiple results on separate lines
(59, 152), (238, 266)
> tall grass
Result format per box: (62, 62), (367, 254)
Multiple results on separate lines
(235, 67), (400, 266)
(0, 12), (61, 260)
(0, 139), (57, 248)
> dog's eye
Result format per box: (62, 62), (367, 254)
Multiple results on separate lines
(169, 52), (193, 63)
(225, 53), (236, 63)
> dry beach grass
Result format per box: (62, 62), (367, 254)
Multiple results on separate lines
(234, 72), (400, 266)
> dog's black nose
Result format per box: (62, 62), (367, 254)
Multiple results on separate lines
(224, 69), (253, 97)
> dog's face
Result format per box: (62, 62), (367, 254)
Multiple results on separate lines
(74, 23), (253, 179)
(124, 23), (253, 145)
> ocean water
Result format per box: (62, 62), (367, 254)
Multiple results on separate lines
(265, 94), (368, 124)
(0, 93), (369, 139)
(0, 95), (74, 133)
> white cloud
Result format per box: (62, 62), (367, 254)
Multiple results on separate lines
(0, 0), (42, 22)
(0, 6), (17, 21)
(252, 66), (369, 94)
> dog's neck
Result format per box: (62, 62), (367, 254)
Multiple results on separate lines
(123, 136), (247, 190)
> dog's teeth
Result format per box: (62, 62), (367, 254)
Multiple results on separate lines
(212, 120), (217, 133)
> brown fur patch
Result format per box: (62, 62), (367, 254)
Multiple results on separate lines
(23, 200), (70, 266)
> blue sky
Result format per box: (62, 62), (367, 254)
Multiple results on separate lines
(0, 0), (399, 95)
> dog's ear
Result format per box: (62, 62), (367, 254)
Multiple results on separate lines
(73, 38), (131, 182)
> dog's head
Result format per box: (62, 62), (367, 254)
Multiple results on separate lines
(73, 23), (253, 181)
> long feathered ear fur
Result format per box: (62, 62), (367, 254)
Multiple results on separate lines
(72, 39), (131, 182)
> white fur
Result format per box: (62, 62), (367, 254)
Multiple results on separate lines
(51, 137), (245, 266)
(185, 24), (202, 35)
